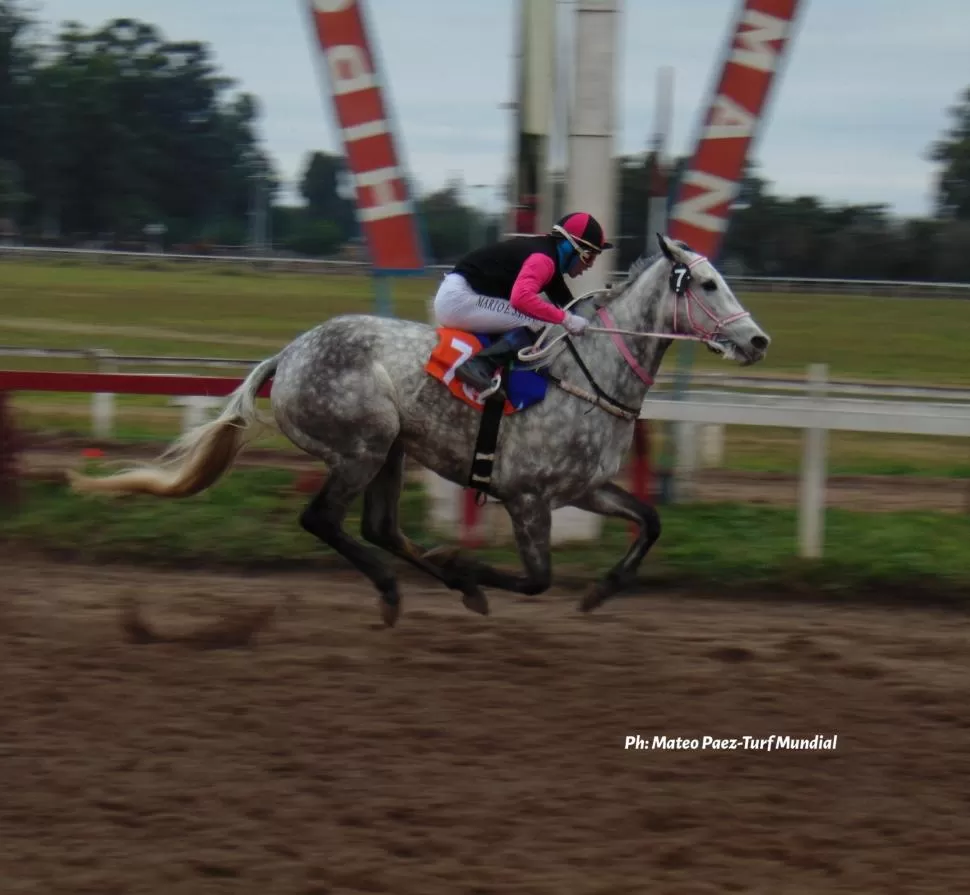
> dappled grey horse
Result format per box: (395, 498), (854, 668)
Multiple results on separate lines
(69, 235), (770, 626)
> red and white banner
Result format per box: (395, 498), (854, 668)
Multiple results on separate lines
(668, 0), (804, 258)
(307, 0), (426, 273)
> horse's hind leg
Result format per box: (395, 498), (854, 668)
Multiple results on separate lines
(300, 459), (402, 627)
(568, 482), (661, 612)
(427, 491), (554, 599)
(360, 443), (490, 615)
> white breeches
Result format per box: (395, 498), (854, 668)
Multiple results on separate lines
(432, 272), (543, 333)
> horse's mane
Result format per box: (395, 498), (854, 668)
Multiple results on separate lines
(608, 239), (695, 297)
(573, 240), (694, 313)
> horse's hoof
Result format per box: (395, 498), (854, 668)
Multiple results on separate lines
(579, 584), (609, 613)
(379, 589), (400, 627)
(380, 600), (399, 627)
(461, 589), (489, 616)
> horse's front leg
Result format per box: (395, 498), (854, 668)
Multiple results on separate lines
(568, 481), (661, 612)
(425, 491), (553, 600)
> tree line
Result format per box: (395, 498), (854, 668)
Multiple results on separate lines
(0, 2), (278, 247)
(1, 2), (968, 281)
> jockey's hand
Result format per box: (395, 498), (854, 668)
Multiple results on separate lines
(563, 313), (589, 336)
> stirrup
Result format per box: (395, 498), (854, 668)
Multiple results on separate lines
(477, 373), (504, 401)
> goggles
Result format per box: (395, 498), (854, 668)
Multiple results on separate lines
(552, 224), (602, 264)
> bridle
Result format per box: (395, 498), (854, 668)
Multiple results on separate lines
(666, 255), (751, 343)
(514, 252), (752, 419)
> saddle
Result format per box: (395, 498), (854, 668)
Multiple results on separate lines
(424, 327), (550, 416)
(424, 327), (552, 502)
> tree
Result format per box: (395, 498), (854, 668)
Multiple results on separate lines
(0, 13), (272, 242)
(298, 151), (357, 241)
(0, 0), (40, 228)
(415, 179), (487, 263)
(929, 86), (970, 220)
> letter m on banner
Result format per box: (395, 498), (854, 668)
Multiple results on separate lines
(668, 0), (805, 259)
(307, 0), (427, 273)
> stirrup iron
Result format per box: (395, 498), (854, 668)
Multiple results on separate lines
(477, 372), (504, 401)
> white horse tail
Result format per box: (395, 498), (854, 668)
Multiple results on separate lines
(67, 353), (281, 499)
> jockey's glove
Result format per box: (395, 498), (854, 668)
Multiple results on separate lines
(563, 313), (589, 336)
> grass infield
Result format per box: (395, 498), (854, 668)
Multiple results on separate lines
(3, 468), (968, 608)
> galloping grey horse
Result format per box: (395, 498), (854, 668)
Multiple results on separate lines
(69, 235), (770, 625)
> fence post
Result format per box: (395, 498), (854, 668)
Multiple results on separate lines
(91, 348), (117, 439)
(673, 420), (698, 500)
(798, 363), (828, 558)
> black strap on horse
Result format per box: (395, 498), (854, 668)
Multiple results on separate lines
(467, 372), (507, 505)
(550, 291), (641, 419)
(560, 337), (641, 418)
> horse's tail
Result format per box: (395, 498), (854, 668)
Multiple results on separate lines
(67, 353), (281, 499)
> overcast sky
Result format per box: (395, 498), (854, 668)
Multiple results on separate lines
(30, 0), (970, 218)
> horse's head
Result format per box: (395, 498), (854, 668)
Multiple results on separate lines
(652, 233), (770, 366)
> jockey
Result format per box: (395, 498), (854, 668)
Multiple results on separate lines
(432, 211), (614, 394)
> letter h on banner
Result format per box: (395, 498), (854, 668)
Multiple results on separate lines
(307, 0), (428, 275)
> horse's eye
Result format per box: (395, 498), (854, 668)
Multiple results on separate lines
(701, 280), (717, 293)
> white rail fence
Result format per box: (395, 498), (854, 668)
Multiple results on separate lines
(2, 243), (969, 297)
(4, 345), (969, 558)
(6, 344), (970, 445)
(642, 364), (970, 557)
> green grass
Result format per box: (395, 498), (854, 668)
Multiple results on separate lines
(3, 258), (970, 478)
(653, 426), (970, 479)
(0, 259), (433, 357)
(3, 468), (969, 607)
(2, 258), (969, 382)
(683, 290), (970, 385)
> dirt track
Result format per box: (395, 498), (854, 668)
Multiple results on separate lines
(2, 558), (970, 893)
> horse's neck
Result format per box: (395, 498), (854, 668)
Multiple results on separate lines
(564, 273), (671, 410)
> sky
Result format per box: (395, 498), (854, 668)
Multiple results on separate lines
(28, 0), (970, 218)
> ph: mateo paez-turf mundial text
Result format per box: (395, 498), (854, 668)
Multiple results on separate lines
(624, 734), (838, 751)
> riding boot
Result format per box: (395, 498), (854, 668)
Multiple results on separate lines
(454, 328), (536, 396)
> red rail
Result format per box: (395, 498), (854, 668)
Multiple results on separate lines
(0, 370), (274, 508)
(0, 370), (272, 397)
(0, 370), (653, 522)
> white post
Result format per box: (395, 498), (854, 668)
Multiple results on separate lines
(564, 0), (619, 297)
(674, 420), (698, 498)
(798, 363), (828, 558)
(91, 349), (116, 439)
(171, 396), (223, 435)
(699, 424), (725, 467)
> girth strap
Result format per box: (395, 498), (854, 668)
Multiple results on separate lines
(467, 374), (507, 504)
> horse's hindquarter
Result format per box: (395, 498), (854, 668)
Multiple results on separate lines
(270, 315), (433, 457)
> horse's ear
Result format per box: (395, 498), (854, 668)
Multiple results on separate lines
(657, 233), (676, 262)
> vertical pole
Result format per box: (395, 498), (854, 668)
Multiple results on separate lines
(91, 348), (116, 440)
(798, 363), (828, 558)
(564, 0), (619, 300)
(373, 274), (393, 317)
(629, 419), (651, 538)
(0, 390), (19, 512)
(645, 65), (674, 247)
(461, 489), (484, 549)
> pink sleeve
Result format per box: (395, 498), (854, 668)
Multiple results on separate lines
(509, 254), (567, 324)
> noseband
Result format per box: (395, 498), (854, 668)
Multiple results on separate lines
(670, 256), (751, 341)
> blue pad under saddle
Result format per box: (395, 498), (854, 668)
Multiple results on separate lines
(474, 332), (549, 412)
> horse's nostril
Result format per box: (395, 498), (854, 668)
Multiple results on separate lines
(750, 335), (769, 352)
